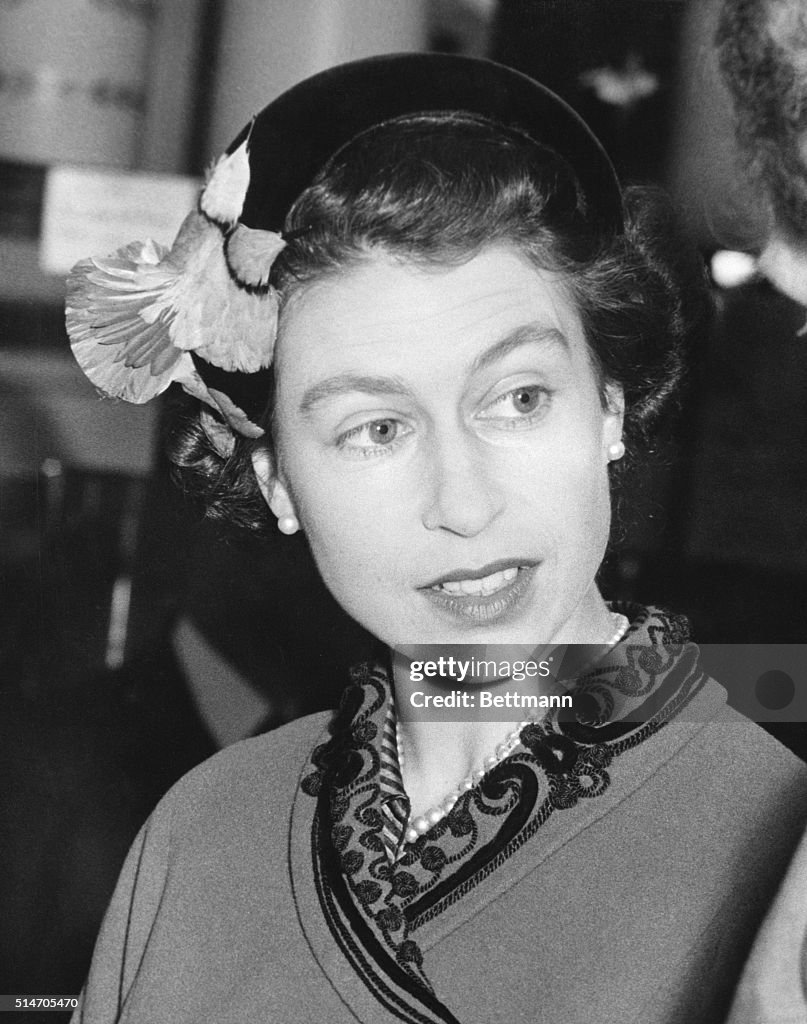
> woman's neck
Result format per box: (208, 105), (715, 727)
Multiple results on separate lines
(390, 592), (623, 819)
(393, 716), (527, 820)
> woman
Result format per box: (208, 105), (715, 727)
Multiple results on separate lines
(66, 54), (807, 1023)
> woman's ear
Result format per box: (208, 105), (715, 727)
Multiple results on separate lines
(251, 448), (300, 533)
(603, 383), (625, 448)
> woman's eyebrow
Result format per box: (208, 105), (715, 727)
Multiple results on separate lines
(470, 323), (569, 374)
(300, 374), (416, 415)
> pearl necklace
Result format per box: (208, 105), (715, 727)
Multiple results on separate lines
(398, 612), (630, 844)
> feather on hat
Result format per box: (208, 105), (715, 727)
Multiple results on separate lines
(66, 132), (285, 448)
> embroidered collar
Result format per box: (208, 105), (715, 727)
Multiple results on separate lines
(299, 605), (704, 1023)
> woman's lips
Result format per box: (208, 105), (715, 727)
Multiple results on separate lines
(436, 565), (518, 597)
(420, 561), (538, 622)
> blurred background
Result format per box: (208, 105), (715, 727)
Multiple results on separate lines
(1, 0), (805, 1015)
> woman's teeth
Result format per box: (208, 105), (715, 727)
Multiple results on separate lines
(434, 566), (519, 597)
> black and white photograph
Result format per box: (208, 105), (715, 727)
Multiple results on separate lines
(2, 1), (807, 1021)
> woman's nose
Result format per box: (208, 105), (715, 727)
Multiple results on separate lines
(420, 433), (505, 537)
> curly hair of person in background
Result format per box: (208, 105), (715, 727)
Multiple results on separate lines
(717, 0), (807, 305)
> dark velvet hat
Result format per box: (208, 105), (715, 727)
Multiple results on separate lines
(65, 53), (622, 450)
(235, 52), (623, 233)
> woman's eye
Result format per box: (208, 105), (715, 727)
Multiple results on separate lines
(368, 420), (398, 444)
(510, 387), (544, 414)
(337, 418), (409, 455)
(478, 384), (551, 425)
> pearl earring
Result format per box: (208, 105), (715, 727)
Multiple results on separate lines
(277, 514), (300, 536)
(608, 440), (625, 461)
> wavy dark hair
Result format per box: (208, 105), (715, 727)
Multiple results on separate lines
(169, 112), (704, 532)
(717, 0), (807, 239)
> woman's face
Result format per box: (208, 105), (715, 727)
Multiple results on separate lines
(261, 244), (623, 648)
